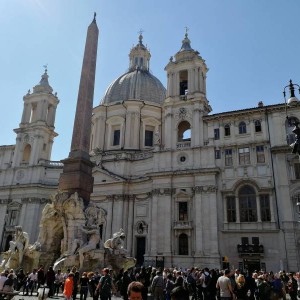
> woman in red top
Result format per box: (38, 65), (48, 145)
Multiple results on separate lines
(63, 273), (74, 300)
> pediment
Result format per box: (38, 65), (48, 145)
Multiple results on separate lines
(92, 167), (125, 183)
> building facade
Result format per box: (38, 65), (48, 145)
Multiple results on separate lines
(0, 29), (299, 272)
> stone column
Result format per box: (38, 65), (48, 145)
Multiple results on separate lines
(150, 191), (158, 256)
(193, 107), (201, 147)
(256, 195), (262, 222)
(22, 103), (31, 123)
(235, 196), (240, 223)
(161, 192), (172, 255)
(194, 187), (204, 255)
(126, 195), (134, 254)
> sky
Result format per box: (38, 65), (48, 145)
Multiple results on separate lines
(0, 0), (299, 161)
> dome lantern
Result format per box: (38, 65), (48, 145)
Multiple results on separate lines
(129, 32), (151, 71)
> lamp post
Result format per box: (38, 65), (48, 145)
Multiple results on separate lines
(283, 80), (300, 221)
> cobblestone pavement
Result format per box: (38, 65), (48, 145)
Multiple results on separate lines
(13, 292), (293, 300)
(14, 294), (123, 300)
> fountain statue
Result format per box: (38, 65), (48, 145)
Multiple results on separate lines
(104, 229), (136, 274)
(0, 192), (136, 273)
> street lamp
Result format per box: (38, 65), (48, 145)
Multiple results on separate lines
(283, 80), (300, 155)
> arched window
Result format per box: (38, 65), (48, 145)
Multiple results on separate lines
(239, 185), (257, 222)
(22, 144), (31, 162)
(286, 117), (299, 145)
(224, 124), (231, 136)
(178, 121), (191, 142)
(178, 233), (188, 255)
(254, 120), (262, 132)
(239, 121), (247, 134)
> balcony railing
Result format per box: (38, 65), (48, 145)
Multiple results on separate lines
(176, 142), (191, 149)
(237, 244), (264, 255)
(174, 221), (193, 229)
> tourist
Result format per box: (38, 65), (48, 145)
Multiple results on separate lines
(79, 272), (89, 300)
(120, 270), (132, 300)
(2, 273), (14, 292)
(287, 272), (298, 300)
(37, 265), (45, 290)
(0, 272), (7, 290)
(87, 272), (99, 300)
(165, 273), (175, 300)
(127, 281), (144, 300)
(63, 273), (74, 300)
(235, 274), (248, 300)
(54, 269), (64, 296)
(170, 286), (189, 300)
(216, 269), (235, 300)
(95, 268), (112, 300)
(16, 269), (26, 291)
(25, 268), (38, 296)
(151, 270), (164, 300)
(46, 266), (56, 297)
(72, 271), (80, 300)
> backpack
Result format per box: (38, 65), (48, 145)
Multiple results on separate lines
(204, 274), (211, 286)
(101, 276), (112, 295)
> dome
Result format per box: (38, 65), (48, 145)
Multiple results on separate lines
(101, 33), (166, 105)
(101, 69), (166, 105)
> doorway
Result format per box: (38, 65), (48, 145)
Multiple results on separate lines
(243, 259), (261, 274)
(136, 237), (146, 266)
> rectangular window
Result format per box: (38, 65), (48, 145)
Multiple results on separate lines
(227, 196), (236, 222)
(215, 149), (221, 159)
(260, 194), (271, 221)
(239, 147), (250, 165)
(224, 125), (231, 136)
(225, 149), (233, 166)
(241, 237), (249, 245)
(252, 237), (259, 245)
(240, 196), (257, 222)
(214, 128), (220, 140)
(295, 163), (300, 179)
(256, 145), (265, 163)
(145, 130), (154, 147)
(113, 129), (120, 146)
(9, 210), (18, 226)
(179, 202), (188, 221)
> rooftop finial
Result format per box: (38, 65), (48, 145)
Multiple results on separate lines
(184, 26), (189, 38)
(93, 12), (96, 23)
(43, 64), (48, 73)
(138, 29), (144, 44)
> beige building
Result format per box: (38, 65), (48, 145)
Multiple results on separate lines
(0, 30), (299, 272)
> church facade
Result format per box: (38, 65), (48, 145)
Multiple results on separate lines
(0, 26), (299, 272)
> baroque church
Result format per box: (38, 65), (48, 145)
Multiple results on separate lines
(0, 20), (299, 273)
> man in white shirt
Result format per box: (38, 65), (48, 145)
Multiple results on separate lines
(25, 269), (38, 296)
(0, 272), (7, 290)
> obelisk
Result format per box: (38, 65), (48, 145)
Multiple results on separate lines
(59, 13), (99, 205)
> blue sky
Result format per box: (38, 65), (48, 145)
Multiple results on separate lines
(0, 0), (299, 161)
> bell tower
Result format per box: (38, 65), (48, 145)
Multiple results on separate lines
(163, 31), (211, 149)
(12, 69), (59, 167)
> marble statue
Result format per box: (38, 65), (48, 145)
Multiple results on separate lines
(0, 226), (29, 270)
(104, 229), (136, 273)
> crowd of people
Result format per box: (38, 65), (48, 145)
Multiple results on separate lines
(0, 265), (300, 300)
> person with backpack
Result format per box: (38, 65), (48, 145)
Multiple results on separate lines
(200, 268), (211, 300)
(187, 268), (197, 300)
(95, 268), (112, 300)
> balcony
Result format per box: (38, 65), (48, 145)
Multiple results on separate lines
(174, 221), (193, 229)
(176, 141), (191, 149)
(237, 244), (264, 256)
